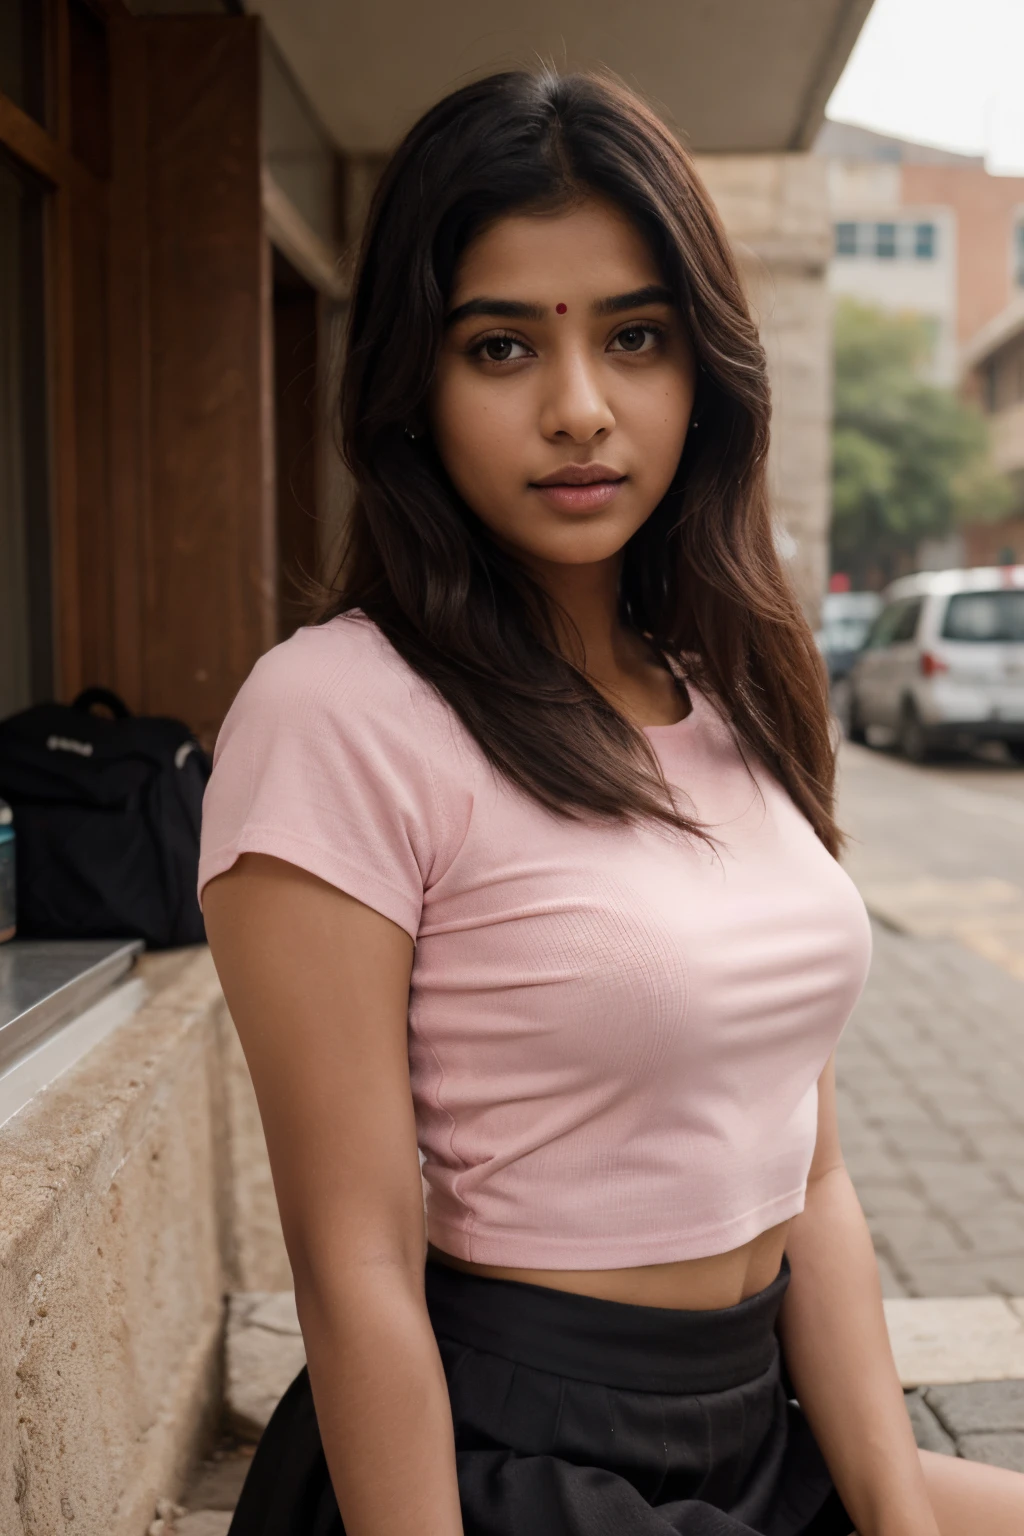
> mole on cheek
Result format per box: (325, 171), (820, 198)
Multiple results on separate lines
(556, 303), (568, 315)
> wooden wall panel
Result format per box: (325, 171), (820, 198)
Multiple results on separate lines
(104, 13), (147, 711)
(63, 1), (114, 702)
(69, 176), (112, 693)
(139, 17), (274, 745)
(273, 263), (319, 641)
(50, 177), (82, 701)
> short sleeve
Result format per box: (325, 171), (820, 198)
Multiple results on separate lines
(198, 618), (449, 940)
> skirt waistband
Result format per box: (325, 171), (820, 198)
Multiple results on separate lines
(424, 1256), (789, 1394)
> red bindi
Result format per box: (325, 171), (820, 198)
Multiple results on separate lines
(555, 303), (568, 314)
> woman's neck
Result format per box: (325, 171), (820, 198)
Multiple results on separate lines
(533, 555), (627, 677)
(530, 555), (686, 729)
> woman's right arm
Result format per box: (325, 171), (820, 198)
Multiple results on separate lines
(203, 852), (464, 1536)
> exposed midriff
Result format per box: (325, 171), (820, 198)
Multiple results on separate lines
(428, 1219), (790, 1311)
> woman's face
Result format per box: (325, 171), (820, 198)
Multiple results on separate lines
(430, 196), (696, 575)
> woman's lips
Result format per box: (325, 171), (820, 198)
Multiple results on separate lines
(530, 478), (626, 512)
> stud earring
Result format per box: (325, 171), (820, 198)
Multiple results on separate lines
(404, 425), (419, 442)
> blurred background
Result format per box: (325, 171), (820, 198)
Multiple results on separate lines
(2, 3), (1024, 1532)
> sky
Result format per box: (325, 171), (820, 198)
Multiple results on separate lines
(826, 0), (1024, 174)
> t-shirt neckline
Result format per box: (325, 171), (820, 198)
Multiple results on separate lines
(640, 661), (699, 736)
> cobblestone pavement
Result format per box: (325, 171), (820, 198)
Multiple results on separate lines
(839, 923), (1024, 1297)
(905, 1381), (1024, 1470)
(836, 743), (1024, 1298)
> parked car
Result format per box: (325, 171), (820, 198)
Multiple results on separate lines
(817, 590), (883, 684)
(835, 567), (1024, 762)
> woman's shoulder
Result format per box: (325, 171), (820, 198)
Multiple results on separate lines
(231, 611), (446, 738)
(201, 613), (463, 933)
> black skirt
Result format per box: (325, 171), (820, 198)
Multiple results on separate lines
(228, 1258), (853, 1536)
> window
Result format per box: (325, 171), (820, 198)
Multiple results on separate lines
(984, 360), (999, 413)
(915, 222), (936, 259)
(891, 599), (923, 643)
(832, 220), (939, 262)
(0, 1), (46, 124)
(942, 591), (1024, 643)
(875, 222), (897, 259)
(865, 600), (914, 648)
(864, 597), (922, 648)
(835, 221), (858, 256)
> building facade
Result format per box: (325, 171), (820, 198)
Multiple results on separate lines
(817, 119), (1024, 388)
(962, 299), (1024, 564)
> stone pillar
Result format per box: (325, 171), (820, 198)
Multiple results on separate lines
(694, 153), (833, 627)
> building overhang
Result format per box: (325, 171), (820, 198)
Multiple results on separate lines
(244, 0), (875, 156)
(962, 296), (1024, 374)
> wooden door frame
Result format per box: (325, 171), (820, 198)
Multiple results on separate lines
(2, 3), (342, 728)
(0, 0), (112, 700)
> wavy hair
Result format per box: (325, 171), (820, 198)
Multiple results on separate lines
(319, 68), (839, 855)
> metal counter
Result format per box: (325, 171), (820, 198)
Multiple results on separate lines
(0, 939), (144, 1074)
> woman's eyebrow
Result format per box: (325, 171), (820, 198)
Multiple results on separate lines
(593, 284), (674, 315)
(446, 297), (544, 325)
(445, 284), (674, 327)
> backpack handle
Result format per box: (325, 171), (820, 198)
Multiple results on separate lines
(71, 687), (132, 720)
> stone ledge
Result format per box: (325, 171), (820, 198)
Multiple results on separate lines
(884, 1296), (1024, 1386)
(176, 1515), (231, 1536)
(119, 1307), (223, 1536)
(224, 1289), (1024, 1440)
(216, 1293), (1024, 1496)
(226, 1291), (306, 1438)
(0, 947), (222, 1267)
(0, 947), (228, 1536)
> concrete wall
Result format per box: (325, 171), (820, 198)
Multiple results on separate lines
(217, 1001), (292, 1294)
(0, 949), (288, 1536)
(697, 152), (833, 625)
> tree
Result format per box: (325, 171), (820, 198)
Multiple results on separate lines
(831, 299), (1011, 585)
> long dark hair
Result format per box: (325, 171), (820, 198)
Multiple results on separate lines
(321, 68), (839, 856)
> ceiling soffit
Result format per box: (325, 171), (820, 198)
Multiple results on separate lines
(244, 0), (875, 156)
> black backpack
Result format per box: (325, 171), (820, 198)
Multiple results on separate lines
(0, 687), (211, 949)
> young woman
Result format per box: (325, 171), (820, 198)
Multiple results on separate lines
(200, 69), (1024, 1536)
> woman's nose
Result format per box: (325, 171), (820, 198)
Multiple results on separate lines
(539, 351), (616, 443)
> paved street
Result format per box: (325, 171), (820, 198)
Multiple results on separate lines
(837, 743), (1024, 1298)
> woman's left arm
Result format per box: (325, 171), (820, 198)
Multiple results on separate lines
(779, 1055), (940, 1536)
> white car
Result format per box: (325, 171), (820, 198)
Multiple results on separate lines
(839, 567), (1024, 762)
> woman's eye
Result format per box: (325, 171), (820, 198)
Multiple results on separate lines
(477, 335), (529, 363)
(611, 325), (659, 354)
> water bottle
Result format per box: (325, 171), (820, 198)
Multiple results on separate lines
(0, 798), (14, 943)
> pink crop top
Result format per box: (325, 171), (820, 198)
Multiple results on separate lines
(198, 613), (871, 1268)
